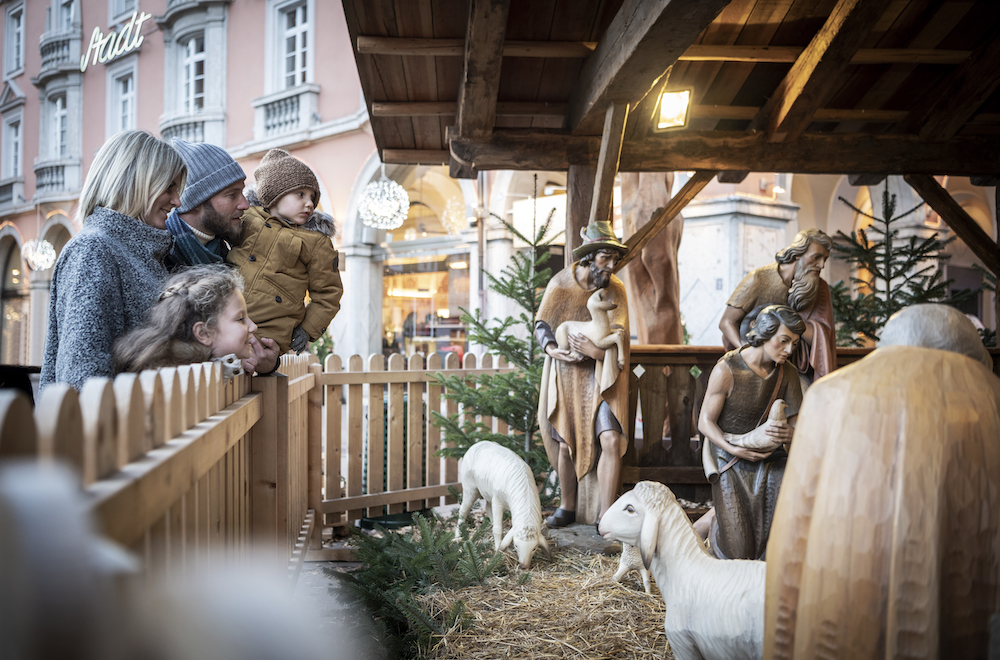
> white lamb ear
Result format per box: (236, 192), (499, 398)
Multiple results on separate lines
(539, 534), (551, 559)
(639, 508), (660, 569)
(499, 528), (515, 551)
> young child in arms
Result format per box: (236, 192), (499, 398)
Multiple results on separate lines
(227, 149), (343, 354)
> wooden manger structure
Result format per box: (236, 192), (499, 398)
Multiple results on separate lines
(343, 0), (1000, 492)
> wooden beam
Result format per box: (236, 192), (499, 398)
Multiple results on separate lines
(589, 102), (630, 225)
(448, 130), (1000, 175)
(679, 45), (971, 65)
(848, 174), (886, 186)
(356, 37), (970, 65)
(372, 101), (567, 117)
(749, 0), (883, 143)
(566, 164), (596, 258)
(616, 171), (716, 271)
(902, 34), (1000, 141)
(383, 149), (449, 165)
(451, 0), (510, 179)
(357, 36), (595, 58)
(717, 171), (749, 184)
(903, 174), (1000, 276)
(455, 0), (510, 140)
(567, 0), (730, 136)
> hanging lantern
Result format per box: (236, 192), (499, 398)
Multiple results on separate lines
(441, 196), (468, 235)
(23, 238), (57, 271)
(359, 168), (409, 230)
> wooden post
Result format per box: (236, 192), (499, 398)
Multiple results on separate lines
(250, 373), (288, 566)
(324, 354), (343, 529)
(307, 361), (323, 550)
(407, 354), (424, 511)
(589, 102), (630, 226)
(367, 354), (386, 519)
(566, 164), (596, 259)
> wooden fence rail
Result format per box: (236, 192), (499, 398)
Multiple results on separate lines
(0, 353), (320, 580)
(317, 352), (513, 539)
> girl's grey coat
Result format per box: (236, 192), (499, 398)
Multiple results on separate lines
(40, 207), (173, 391)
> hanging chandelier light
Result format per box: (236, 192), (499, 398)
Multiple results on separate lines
(23, 238), (56, 271)
(441, 196), (468, 235)
(359, 164), (409, 230)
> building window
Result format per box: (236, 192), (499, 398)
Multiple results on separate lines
(114, 73), (135, 132)
(111, 0), (136, 22)
(51, 95), (67, 158)
(5, 4), (24, 76)
(3, 117), (21, 179)
(281, 2), (308, 89)
(60, 0), (74, 32)
(0, 241), (27, 365)
(182, 34), (205, 114)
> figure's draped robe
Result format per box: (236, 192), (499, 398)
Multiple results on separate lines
(537, 265), (630, 524)
(765, 346), (1000, 660)
(709, 348), (802, 561)
(726, 263), (837, 380)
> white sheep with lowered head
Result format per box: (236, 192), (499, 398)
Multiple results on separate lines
(599, 481), (765, 660)
(457, 441), (551, 569)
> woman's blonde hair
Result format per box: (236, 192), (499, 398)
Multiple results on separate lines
(77, 130), (187, 224)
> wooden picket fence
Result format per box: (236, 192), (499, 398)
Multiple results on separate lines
(0, 353), (320, 581)
(313, 352), (513, 558)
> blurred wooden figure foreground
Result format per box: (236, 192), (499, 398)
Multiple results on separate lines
(766, 304), (1000, 659)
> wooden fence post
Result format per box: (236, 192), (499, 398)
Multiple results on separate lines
(34, 384), (83, 466)
(387, 353), (405, 514)
(346, 355), (364, 522)
(79, 378), (117, 485)
(443, 352), (460, 504)
(324, 354), (343, 528)
(250, 373), (288, 566)
(425, 353), (443, 507)
(307, 360), (323, 550)
(367, 354), (385, 519)
(407, 353), (424, 511)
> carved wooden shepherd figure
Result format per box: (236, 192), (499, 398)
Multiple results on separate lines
(536, 221), (630, 527)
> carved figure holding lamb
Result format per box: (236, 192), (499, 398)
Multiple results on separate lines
(599, 481), (765, 660)
(555, 288), (626, 370)
(456, 441), (551, 569)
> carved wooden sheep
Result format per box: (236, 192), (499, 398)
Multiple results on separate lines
(457, 441), (551, 569)
(555, 288), (626, 369)
(613, 542), (652, 595)
(599, 481), (765, 660)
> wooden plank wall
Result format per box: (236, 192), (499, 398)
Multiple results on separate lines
(318, 353), (514, 530)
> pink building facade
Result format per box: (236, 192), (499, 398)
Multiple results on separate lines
(0, 0), (378, 365)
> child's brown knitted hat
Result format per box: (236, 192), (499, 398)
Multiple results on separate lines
(254, 148), (320, 209)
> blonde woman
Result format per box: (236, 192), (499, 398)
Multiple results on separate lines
(40, 130), (187, 391)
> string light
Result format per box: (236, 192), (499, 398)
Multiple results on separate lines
(359, 164), (408, 230)
(441, 196), (468, 235)
(23, 238), (56, 271)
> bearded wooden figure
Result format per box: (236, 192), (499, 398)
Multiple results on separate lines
(719, 229), (837, 383)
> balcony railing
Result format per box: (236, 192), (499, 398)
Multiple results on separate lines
(34, 29), (81, 87)
(251, 84), (321, 142)
(35, 164), (65, 194)
(40, 36), (71, 70)
(161, 119), (205, 143)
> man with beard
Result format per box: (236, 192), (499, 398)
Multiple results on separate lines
(535, 221), (630, 528)
(719, 229), (836, 382)
(163, 139), (279, 374)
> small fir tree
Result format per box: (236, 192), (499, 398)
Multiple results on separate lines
(830, 182), (978, 345)
(431, 175), (560, 479)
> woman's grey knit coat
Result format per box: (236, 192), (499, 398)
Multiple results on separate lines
(40, 207), (173, 391)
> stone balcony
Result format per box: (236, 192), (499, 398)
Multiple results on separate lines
(251, 84), (321, 142)
(32, 30), (81, 88)
(32, 158), (81, 203)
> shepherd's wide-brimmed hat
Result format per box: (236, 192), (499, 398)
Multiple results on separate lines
(572, 220), (629, 259)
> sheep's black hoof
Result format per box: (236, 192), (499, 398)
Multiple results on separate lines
(546, 508), (575, 528)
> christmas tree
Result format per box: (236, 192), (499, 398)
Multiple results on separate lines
(432, 175), (560, 479)
(831, 181), (977, 346)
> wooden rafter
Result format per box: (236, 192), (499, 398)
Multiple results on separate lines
(566, 0), (730, 136)
(903, 174), (1000, 276)
(450, 0), (511, 178)
(902, 33), (1000, 141)
(446, 130), (1000, 175)
(373, 101), (567, 117)
(749, 0), (884, 143)
(356, 37), (971, 66)
(590, 103), (630, 226)
(615, 171), (716, 272)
